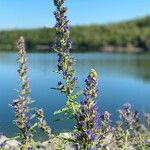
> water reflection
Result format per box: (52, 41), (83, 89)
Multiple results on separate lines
(0, 52), (150, 136)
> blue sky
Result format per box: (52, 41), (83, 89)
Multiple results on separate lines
(0, 0), (150, 30)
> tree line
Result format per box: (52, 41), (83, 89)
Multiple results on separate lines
(0, 16), (149, 52)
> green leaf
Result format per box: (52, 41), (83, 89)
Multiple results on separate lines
(54, 107), (69, 115)
(54, 116), (73, 122)
(73, 90), (83, 99)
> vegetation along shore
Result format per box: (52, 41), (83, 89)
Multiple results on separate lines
(0, 0), (150, 149)
(0, 16), (150, 53)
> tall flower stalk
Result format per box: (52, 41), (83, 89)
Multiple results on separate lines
(118, 103), (146, 149)
(74, 69), (101, 149)
(53, 0), (79, 117)
(12, 37), (33, 149)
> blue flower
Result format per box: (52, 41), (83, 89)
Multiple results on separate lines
(11, 37), (33, 148)
(75, 69), (101, 149)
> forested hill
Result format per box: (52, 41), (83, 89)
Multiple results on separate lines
(0, 16), (150, 52)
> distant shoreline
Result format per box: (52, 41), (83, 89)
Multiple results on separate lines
(0, 45), (149, 53)
(0, 16), (149, 53)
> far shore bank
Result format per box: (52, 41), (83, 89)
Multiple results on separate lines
(0, 16), (149, 53)
(0, 45), (149, 54)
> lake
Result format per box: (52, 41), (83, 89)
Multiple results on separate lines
(0, 52), (150, 137)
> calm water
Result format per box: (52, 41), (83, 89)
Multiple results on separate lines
(0, 52), (150, 137)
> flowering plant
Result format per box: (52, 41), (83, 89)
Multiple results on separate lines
(11, 37), (34, 149)
(0, 0), (149, 150)
(53, 0), (81, 119)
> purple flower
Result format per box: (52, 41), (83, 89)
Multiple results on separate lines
(99, 134), (105, 140)
(78, 121), (85, 127)
(53, 0), (80, 127)
(0, 142), (5, 148)
(75, 69), (101, 149)
(28, 146), (32, 150)
(85, 129), (92, 136)
(118, 103), (140, 130)
(96, 143), (101, 148)
(53, 0), (76, 92)
(73, 77), (78, 82)
(11, 37), (33, 148)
